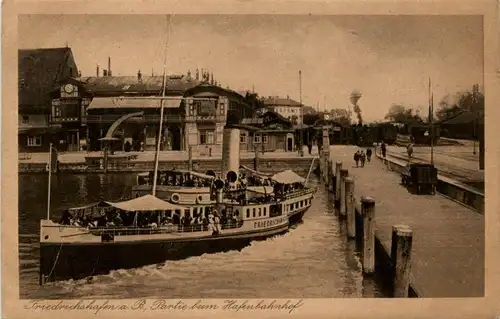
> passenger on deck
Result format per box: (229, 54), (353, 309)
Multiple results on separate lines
(59, 210), (72, 225)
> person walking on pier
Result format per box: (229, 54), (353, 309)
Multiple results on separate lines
(360, 151), (366, 167)
(407, 143), (414, 163)
(381, 141), (387, 158)
(366, 148), (372, 162)
(354, 151), (360, 167)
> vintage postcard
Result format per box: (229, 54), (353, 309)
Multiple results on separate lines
(3, 0), (500, 318)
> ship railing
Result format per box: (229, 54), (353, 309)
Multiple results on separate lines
(281, 188), (317, 201)
(87, 220), (244, 236)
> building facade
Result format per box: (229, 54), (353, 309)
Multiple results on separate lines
(262, 96), (304, 125)
(18, 47), (80, 152)
(183, 84), (254, 155)
(82, 73), (201, 152)
(238, 111), (298, 152)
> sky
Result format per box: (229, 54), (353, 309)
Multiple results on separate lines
(18, 14), (484, 122)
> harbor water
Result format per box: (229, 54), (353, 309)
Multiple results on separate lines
(19, 173), (385, 299)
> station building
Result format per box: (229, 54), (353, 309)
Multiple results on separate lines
(18, 47), (80, 152)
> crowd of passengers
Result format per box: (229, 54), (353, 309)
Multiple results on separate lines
(140, 171), (306, 197)
(59, 206), (241, 234)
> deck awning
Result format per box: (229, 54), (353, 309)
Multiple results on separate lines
(271, 170), (305, 184)
(105, 194), (185, 212)
(87, 97), (183, 110)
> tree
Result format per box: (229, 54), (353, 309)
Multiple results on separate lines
(435, 87), (484, 121)
(303, 113), (320, 126)
(384, 104), (424, 123)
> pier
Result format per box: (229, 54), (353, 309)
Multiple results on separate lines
(324, 145), (484, 297)
(18, 150), (317, 175)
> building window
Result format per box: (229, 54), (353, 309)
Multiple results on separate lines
(189, 103), (195, 116)
(246, 209), (250, 218)
(253, 208), (256, 217)
(263, 207), (267, 216)
(240, 132), (247, 143)
(254, 133), (261, 144)
(219, 103), (225, 115)
(27, 136), (42, 147)
(262, 134), (268, 144)
(21, 116), (29, 125)
(199, 129), (215, 145)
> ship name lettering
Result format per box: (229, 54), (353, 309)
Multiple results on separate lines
(254, 217), (285, 229)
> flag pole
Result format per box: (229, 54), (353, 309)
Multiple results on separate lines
(429, 78), (434, 165)
(47, 143), (52, 220)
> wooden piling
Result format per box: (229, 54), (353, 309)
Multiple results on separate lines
(327, 160), (333, 191)
(345, 177), (355, 238)
(335, 161), (342, 202)
(254, 147), (260, 171)
(188, 146), (193, 171)
(339, 168), (349, 216)
(391, 225), (413, 298)
(361, 196), (376, 274)
(103, 146), (109, 173)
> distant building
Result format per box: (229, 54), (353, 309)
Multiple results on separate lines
(18, 47), (79, 152)
(238, 111), (299, 152)
(262, 96), (303, 125)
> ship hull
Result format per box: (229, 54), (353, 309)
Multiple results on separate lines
(288, 207), (307, 225)
(39, 225), (288, 284)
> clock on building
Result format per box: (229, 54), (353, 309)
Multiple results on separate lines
(64, 84), (75, 94)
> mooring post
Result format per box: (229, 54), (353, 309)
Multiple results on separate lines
(254, 147), (260, 171)
(335, 161), (342, 203)
(391, 225), (413, 298)
(361, 196), (376, 274)
(340, 168), (349, 216)
(103, 146), (109, 173)
(326, 160), (332, 190)
(188, 145), (193, 171)
(345, 177), (355, 239)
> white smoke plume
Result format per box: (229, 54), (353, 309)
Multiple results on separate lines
(350, 90), (363, 125)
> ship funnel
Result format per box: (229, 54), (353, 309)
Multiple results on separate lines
(221, 128), (240, 181)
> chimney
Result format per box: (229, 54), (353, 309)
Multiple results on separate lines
(96, 64), (100, 77)
(196, 68), (199, 80)
(187, 69), (192, 79)
(137, 70), (142, 82)
(108, 57), (111, 75)
(103, 69), (108, 76)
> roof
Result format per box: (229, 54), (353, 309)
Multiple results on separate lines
(261, 110), (292, 125)
(441, 111), (481, 125)
(19, 47), (77, 110)
(271, 170), (305, 184)
(241, 118), (264, 125)
(263, 96), (302, 107)
(106, 194), (185, 212)
(229, 123), (261, 132)
(87, 96), (183, 110)
(78, 75), (200, 96)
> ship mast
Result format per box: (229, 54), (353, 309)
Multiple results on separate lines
(152, 14), (172, 196)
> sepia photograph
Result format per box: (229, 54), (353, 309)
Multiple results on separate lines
(9, 7), (493, 311)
